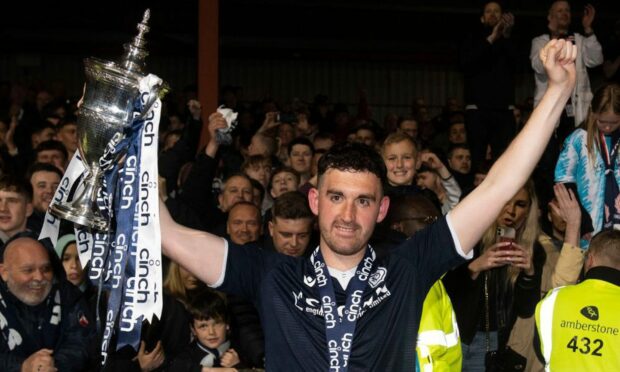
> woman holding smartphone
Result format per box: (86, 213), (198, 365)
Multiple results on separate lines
(443, 179), (544, 372)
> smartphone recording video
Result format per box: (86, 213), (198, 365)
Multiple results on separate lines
(496, 226), (516, 251)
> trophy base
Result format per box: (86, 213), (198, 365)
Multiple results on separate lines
(49, 202), (108, 231)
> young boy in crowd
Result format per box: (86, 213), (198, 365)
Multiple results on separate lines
(171, 290), (247, 371)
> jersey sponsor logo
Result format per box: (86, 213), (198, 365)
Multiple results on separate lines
(328, 339), (341, 370)
(356, 255), (373, 281)
(368, 267), (387, 288)
(313, 260), (328, 288)
(292, 282), (392, 319)
(327, 333), (353, 370)
(580, 306), (599, 321)
(293, 291), (324, 316)
(346, 289), (364, 321)
(322, 296), (337, 329)
(357, 284), (392, 318)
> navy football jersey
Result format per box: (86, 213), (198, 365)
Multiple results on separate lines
(217, 216), (465, 371)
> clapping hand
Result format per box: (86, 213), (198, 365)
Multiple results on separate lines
(501, 12), (514, 38)
(582, 4), (595, 33)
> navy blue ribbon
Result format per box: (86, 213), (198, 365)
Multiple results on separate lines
(98, 97), (148, 361)
(312, 246), (375, 372)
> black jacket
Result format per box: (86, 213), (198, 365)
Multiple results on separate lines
(0, 280), (95, 372)
(0, 232), (95, 372)
(460, 23), (518, 108)
(443, 241), (545, 347)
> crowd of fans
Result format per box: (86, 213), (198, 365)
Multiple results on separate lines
(0, 1), (619, 371)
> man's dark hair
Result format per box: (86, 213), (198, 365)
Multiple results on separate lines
(57, 115), (77, 129)
(447, 143), (471, 159)
(481, 1), (504, 15)
(163, 129), (183, 142)
(448, 113), (465, 126)
(355, 124), (378, 137)
(31, 121), (56, 136)
(35, 140), (68, 160)
(313, 131), (336, 143)
(26, 162), (64, 181)
(0, 175), (33, 202)
(241, 154), (272, 172)
(188, 290), (229, 324)
(270, 166), (300, 189)
(317, 142), (387, 193)
(272, 191), (314, 221)
(397, 116), (418, 127)
(287, 137), (315, 157)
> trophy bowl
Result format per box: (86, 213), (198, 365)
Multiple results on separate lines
(49, 9), (167, 231)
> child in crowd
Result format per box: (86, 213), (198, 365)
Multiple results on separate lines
(54, 234), (85, 288)
(171, 290), (247, 371)
(555, 83), (620, 247)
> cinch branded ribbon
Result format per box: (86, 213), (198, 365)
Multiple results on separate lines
(39, 152), (86, 248)
(39, 74), (163, 365)
(310, 246), (376, 372)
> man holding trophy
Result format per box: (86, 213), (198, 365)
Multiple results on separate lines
(39, 5), (580, 371)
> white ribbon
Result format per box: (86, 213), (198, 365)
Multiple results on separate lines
(131, 89), (163, 322)
(39, 152), (86, 249)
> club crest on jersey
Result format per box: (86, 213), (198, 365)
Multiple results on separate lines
(368, 267), (387, 288)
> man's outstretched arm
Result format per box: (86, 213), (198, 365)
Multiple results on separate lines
(450, 39), (577, 254)
(160, 199), (226, 286)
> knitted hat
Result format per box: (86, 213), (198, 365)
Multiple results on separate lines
(54, 234), (76, 259)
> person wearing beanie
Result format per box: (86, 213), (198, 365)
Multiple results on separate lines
(54, 234), (87, 291)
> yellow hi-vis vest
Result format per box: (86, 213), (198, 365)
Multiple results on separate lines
(535, 278), (620, 371)
(416, 280), (462, 372)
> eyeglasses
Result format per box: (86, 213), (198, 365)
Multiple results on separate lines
(399, 216), (438, 224)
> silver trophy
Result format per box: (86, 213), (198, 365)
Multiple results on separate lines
(49, 9), (168, 231)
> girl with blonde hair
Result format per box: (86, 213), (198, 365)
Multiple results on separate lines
(555, 83), (620, 247)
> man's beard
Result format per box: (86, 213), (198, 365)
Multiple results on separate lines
(9, 279), (52, 306)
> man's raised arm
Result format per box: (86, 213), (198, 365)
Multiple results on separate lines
(450, 39), (577, 254)
(160, 199), (226, 286)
